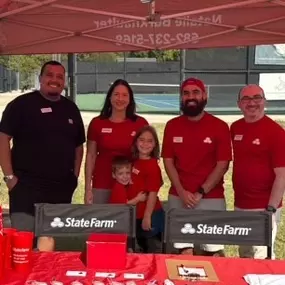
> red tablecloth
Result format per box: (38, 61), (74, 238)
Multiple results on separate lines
(2, 252), (285, 285)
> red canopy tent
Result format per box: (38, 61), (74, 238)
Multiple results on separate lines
(0, 0), (285, 55)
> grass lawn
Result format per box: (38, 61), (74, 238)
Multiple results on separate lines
(1, 121), (285, 258)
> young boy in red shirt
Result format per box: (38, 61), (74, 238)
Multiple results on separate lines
(109, 156), (147, 205)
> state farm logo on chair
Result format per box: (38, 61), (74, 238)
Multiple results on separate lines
(181, 223), (252, 236)
(50, 217), (117, 229)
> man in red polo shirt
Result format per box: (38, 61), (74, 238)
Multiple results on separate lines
(161, 77), (232, 256)
(231, 84), (285, 259)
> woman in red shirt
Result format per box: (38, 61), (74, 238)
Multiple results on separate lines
(85, 79), (148, 204)
(130, 125), (165, 253)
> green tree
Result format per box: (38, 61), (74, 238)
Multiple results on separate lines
(76, 53), (120, 62)
(0, 55), (52, 90)
(0, 55), (52, 73)
(0, 53), (120, 73)
(128, 50), (179, 61)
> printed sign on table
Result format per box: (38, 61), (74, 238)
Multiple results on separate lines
(35, 203), (135, 237)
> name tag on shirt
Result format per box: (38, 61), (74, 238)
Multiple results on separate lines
(101, 128), (112, 133)
(41, 107), (52, 113)
(173, 136), (183, 143)
(234, 134), (243, 141)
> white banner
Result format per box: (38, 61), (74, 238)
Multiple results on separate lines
(259, 73), (285, 100)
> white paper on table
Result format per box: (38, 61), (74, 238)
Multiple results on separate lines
(66, 270), (87, 277)
(95, 272), (116, 278)
(178, 266), (207, 277)
(124, 273), (144, 279)
(244, 274), (285, 285)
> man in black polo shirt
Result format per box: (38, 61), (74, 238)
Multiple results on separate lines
(0, 60), (86, 251)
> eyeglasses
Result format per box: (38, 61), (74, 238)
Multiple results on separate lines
(240, 95), (264, 103)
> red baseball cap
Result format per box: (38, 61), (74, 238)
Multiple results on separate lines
(180, 78), (206, 93)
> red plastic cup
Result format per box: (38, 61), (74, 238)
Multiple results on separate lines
(3, 228), (17, 270)
(12, 231), (34, 273)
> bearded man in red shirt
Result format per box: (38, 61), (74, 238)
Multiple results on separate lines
(231, 84), (285, 259)
(162, 78), (232, 257)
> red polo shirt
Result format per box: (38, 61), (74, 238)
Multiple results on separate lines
(87, 116), (148, 190)
(161, 113), (232, 198)
(109, 181), (129, 204)
(231, 116), (285, 209)
(129, 158), (163, 219)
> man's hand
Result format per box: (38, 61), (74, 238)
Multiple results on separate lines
(193, 192), (203, 204)
(180, 190), (198, 209)
(6, 175), (18, 191)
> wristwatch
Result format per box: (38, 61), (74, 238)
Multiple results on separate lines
(197, 187), (206, 197)
(266, 205), (277, 213)
(3, 175), (14, 183)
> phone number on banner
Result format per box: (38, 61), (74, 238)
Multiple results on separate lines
(115, 33), (199, 46)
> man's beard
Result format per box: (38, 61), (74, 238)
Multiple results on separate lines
(181, 99), (207, 117)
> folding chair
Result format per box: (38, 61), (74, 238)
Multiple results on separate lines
(34, 203), (136, 251)
(163, 209), (272, 259)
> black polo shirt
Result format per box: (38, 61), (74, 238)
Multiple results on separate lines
(0, 91), (86, 182)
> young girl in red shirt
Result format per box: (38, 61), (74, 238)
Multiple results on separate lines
(130, 125), (165, 253)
